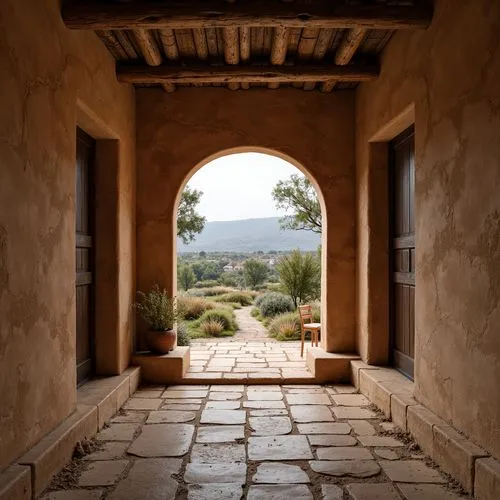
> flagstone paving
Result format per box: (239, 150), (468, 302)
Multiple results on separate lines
(41, 385), (470, 500)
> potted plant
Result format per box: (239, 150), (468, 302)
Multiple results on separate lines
(135, 284), (177, 354)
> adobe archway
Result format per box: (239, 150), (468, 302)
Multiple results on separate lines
(173, 147), (327, 346)
(135, 87), (356, 353)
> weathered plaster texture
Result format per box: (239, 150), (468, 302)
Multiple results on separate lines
(136, 88), (356, 354)
(0, 0), (135, 470)
(356, 0), (500, 458)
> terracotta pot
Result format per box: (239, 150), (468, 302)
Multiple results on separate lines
(145, 329), (176, 354)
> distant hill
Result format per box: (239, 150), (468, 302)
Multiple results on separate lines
(177, 217), (321, 253)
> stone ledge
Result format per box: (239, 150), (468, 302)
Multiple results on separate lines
(475, 457), (500, 500)
(14, 366), (140, 499)
(306, 348), (360, 383)
(350, 361), (493, 498)
(0, 465), (31, 500)
(132, 347), (190, 384)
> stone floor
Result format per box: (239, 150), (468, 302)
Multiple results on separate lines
(185, 341), (315, 382)
(41, 384), (469, 500)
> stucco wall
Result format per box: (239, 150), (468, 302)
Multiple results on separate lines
(356, 0), (500, 458)
(136, 87), (356, 353)
(0, 0), (135, 469)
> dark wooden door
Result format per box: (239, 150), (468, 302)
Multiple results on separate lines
(389, 126), (415, 379)
(76, 128), (95, 385)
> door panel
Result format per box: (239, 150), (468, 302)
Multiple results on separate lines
(76, 128), (95, 385)
(390, 126), (415, 379)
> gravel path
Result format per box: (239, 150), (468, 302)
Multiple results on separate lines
(233, 306), (273, 341)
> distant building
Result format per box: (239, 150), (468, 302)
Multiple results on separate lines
(223, 265), (234, 272)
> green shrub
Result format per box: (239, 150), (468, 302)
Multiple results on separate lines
(200, 318), (224, 336)
(177, 296), (214, 320)
(199, 308), (238, 331)
(268, 312), (301, 341)
(135, 285), (177, 330)
(256, 292), (295, 318)
(194, 280), (219, 288)
(214, 292), (253, 306)
(176, 322), (191, 346)
(266, 283), (282, 292)
(190, 286), (236, 297)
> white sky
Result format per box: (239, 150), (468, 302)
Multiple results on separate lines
(186, 152), (301, 222)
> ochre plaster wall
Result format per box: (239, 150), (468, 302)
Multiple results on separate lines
(356, 0), (500, 458)
(0, 0), (135, 469)
(136, 88), (356, 354)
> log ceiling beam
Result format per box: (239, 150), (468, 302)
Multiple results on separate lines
(116, 63), (379, 85)
(63, 1), (433, 30)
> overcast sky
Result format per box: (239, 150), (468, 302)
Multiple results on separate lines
(186, 152), (301, 222)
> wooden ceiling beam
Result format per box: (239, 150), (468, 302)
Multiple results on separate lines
(335, 27), (368, 65)
(63, 1), (433, 30)
(132, 29), (162, 66)
(116, 62), (379, 84)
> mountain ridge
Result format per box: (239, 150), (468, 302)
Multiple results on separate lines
(177, 216), (321, 252)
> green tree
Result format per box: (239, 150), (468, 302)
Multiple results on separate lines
(243, 259), (268, 289)
(277, 249), (321, 307)
(272, 174), (321, 233)
(177, 187), (206, 245)
(178, 264), (196, 291)
(191, 262), (206, 281)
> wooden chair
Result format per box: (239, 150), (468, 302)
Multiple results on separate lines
(298, 305), (321, 357)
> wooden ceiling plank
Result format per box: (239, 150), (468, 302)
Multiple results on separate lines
(96, 30), (128, 59)
(313, 28), (333, 59)
(114, 30), (138, 59)
(297, 27), (320, 89)
(193, 28), (209, 59)
(223, 27), (240, 89)
(117, 63), (379, 84)
(335, 27), (368, 64)
(64, 2), (433, 30)
(239, 27), (251, 89)
(159, 28), (180, 60)
(269, 26), (289, 89)
(133, 29), (162, 66)
(205, 27), (219, 57)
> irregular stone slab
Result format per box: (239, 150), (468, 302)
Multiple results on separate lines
(247, 391), (283, 401)
(209, 392), (242, 401)
(249, 416), (292, 436)
(248, 436), (313, 461)
(166, 385), (209, 391)
(357, 435), (404, 447)
(108, 458), (181, 500)
(191, 443), (246, 464)
(310, 460), (380, 478)
(307, 435), (357, 447)
(84, 442), (129, 461)
(163, 403), (201, 411)
(247, 385), (282, 391)
(187, 484), (243, 500)
(196, 425), (245, 443)
(330, 385), (357, 394)
(247, 484), (313, 500)
(206, 401), (241, 410)
(320, 484), (343, 500)
(348, 420), (376, 435)
(331, 394), (370, 406)
(316, 446), (373, 460)
(374, 449), (399, 460)
(286, 388), (325, 394)
(184, 463), (247, 484)
(42, 491), (104, 500)
(210, 385), (244, 392)
(200, 410), (246, 425)
(165, 390), (208, 399)
(379, 460), (447, 483)
(347, 483), (401, 500)
(128, 424), (194, 457)
(297, 423), (351, 435)
(112, 412), (146, 424)
(398, 484), (467, 500)
(243, 401), (285, 409)
(78, 460), (129, 486)
(290, 405), (334, 422)
(331, 407), (377, 419)
(286, 394), (330, 405)
(97, 423), (140, 441)
(133, 390), (164, 399)
(250, 409), (288, 417)
(146, 410), (196, 424)
(162, 399), (203, 405)
(124, 399), (163, 411)
(253, 463), (310, 484)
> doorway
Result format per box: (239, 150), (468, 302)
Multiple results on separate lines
(389, 126), (415, 379)
(75, 128), (95, 385)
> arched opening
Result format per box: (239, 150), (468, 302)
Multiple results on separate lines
(172, 147), (328, 362)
